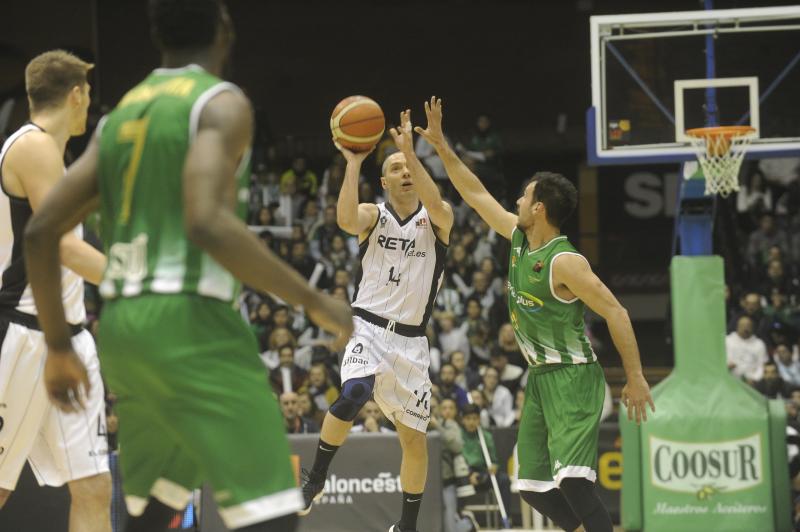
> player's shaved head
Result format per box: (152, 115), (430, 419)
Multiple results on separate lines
(149, 0), (224, 50)
(382, 151), (404, 178)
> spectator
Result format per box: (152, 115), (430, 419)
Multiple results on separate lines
(281, 156), (318, 199)
(727, 292), (765, 336)
(463, 114), (503, 171)
(464, 296), (492, 362)
(763, 289), (796, 332)
(434, 278), (465, 320)
(448, 244), (475, 295)
(479, 367), (515, 428)
(489, 351), (524, 396)
(270, 345), (309, 394)
(477, 257), (504, 295)
(275, 176), (303, 226)
(737, 170), (773, 219)
(762, 259), (794, 299)
(324, 234), (352, 276)
(747, 214), (788, 267)
(471, 221), (497, 266)
(331, 267), (354, 300)
(450, 350), (481, 391)
(297, 390), (326, 428)
(439, 363), (469, 410)
(272, 305), (295, 334)
(303, 362), (340, 413)
(249, 165), (280, 214)
(319, 152), (347, 200)
(261, 326), (296, 370)
(414, 134), (449, 182)
(310, 205), (356, 260)
(289, 239), (323, 282)
(775, 343), (800, 387)
(248, 301), (273, 351)
(251, 205), (274, 227)
(427, 323), (443, 376)
(429, 397), (475, 532)
(495, 323), (525, 369)
(438, 311), (471, 359)
(726, 315), (769, 383)
(753, 362), (794, 399)
(281, 391), (320, 434)
(351, 400), (394, 433)
(299, 199), (322, 237)
(466, 271), (496, 320)
(459, 404), (512, 520)
(467, 389), (491, 428)
(359, 181), (383, 204)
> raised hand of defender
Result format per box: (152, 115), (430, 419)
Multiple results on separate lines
(45, 348), (91, 413)
(621, 373), (656, 425)
(389, 109), (414, 155)
(333, 138), (374, 165)
(414, 96), (445, 147)
(305, 294), (354, 351)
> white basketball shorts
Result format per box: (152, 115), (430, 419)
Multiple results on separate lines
(0, 322), (109, 490)
(340, 316), (432, 433)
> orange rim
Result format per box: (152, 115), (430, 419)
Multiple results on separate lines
(685, 125), (756, 139)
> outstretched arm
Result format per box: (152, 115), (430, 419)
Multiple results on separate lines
(183, 90), (353, 343)
(415, 97), (517, 240)
(334, 142), (378, 240)
(389, 109), (453, 243)
(553, 253), (655, 424)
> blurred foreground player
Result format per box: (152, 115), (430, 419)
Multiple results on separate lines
(24, 1), (353, 531)
(416, 97), (654, 532)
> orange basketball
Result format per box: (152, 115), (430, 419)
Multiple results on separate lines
(330, 95), (385, 152)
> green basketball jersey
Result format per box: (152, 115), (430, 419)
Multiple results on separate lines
(507, 229), (597, 366)
(97, 65), (250, 303)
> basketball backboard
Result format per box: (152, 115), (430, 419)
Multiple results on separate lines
(587, 6), (800, 165)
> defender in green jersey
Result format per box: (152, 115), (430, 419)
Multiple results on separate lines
(416, 97), (655, 532)
(24, 1), (353, 531)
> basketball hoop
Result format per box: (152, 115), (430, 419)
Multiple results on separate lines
(685, 125), (756, 197)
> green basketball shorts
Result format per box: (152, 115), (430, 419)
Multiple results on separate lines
(98, 294), (301, 529)
(516, 362), (606, 492)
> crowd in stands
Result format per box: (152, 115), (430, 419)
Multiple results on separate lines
(728, 157), (800, 522)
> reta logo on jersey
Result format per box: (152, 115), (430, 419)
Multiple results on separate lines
(377, 235), (415, 251)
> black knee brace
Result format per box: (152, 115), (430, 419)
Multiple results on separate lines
(559, 478), (613, 532)
(520, 489), (581, 531)
(328, 375), (375, 421)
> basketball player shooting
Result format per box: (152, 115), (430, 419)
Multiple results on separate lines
(301, 110), (453, 532)
(415, 97), (654, 532)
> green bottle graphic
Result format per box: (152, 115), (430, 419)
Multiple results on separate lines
(620, 256), (791, 531)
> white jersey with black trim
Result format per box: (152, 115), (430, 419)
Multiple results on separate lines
(0, 124), (86, 324)
(351, 202), (447, 327)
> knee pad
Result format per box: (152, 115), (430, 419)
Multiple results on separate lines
(520, 489), (581, 532)
(559, 478), (612, 531)
(329, 375), (375, 421)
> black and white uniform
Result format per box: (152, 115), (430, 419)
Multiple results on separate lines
(0, 124), (108, 491)
(343, 202), (447, 433)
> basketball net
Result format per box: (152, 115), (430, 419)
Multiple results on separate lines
(685, 126), (756, 197)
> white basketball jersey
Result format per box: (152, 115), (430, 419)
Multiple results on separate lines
(0, 124), (86, 324)
(352, 202), (447, 327)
